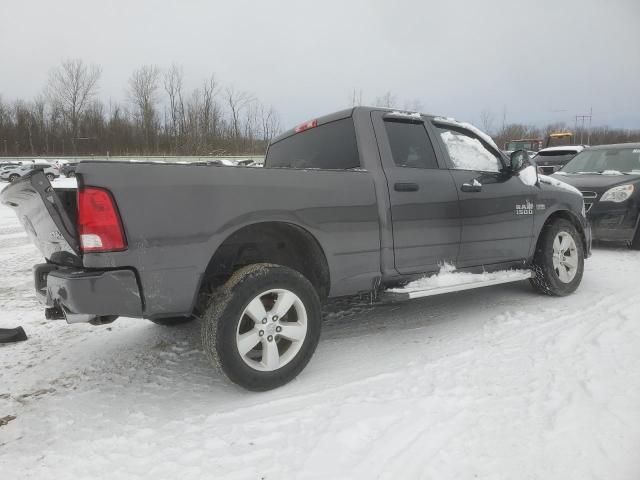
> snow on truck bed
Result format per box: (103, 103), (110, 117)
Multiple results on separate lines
(51, 177), (77, 189)
(1, 203), (640, 479)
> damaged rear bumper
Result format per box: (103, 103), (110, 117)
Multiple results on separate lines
(34, 263), (143, 323)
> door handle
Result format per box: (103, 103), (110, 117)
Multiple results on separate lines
(461, 180), (482, 192)
(394, 182), (419, 192)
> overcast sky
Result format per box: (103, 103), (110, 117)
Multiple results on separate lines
(1, 0), (639, 130)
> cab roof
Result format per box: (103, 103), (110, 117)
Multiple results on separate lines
(270, 106), (438, 145)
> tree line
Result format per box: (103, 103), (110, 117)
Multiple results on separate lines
(2, 68), (638, 157)
(477, 108), (640, 150)
(0, 59), (282, 156)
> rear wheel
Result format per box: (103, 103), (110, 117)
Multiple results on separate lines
(201, 264), (321, 391)
(46, 173), (55, 181)
(9, 174), (19, 182)
(530, 219), (584, 296)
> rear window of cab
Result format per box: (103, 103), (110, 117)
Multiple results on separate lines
(265, 118), (360, 170)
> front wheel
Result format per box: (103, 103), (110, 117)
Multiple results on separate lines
(201, 264), (321, 391)
(530, 218), (584, 296)
(46, 173), (55, 181)
(629, 223), (640, 250)
(9, 174), (19, 182)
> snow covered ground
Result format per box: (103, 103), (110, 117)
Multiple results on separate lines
(1, 202), (640, 480)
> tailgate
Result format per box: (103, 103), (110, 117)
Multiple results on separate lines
(0, 171), (80, 265)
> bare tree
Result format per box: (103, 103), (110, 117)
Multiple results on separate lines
(403, 98), (424, 112)
(163, 64), (184, 148)
(350, 88), (363, 107)
(260, 104), (281, 143)
(242, 99), (260, 152)
(128, 65), (161, 152)
(374, 91), (397, 108)
(185, 88), (202, 151)
(480, 108), (495, 134)
(225, 87), (254, 150)
(200, 74), (220, 144)
(46, 59), (101, 153)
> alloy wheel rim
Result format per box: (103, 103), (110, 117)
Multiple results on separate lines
(235, 289), (308, 372)
(552, 231), (578, 283)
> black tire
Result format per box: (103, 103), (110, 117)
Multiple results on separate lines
(9, 174), (19, 182)
(149, 316), (196, 326)
(629, 224), (640, 250)
(46, 173), (55, 181)
(201, 263), (321, 391)
(530, 218), (584, 296)
(66, 172), (76, 178)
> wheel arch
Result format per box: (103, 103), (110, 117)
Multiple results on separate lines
(534, 209), (588, 256)
(193, 221), (331, 314)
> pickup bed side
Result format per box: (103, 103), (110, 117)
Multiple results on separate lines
(75, 162), (382, 318)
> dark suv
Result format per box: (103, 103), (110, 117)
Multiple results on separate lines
(60, 162), (78, 177)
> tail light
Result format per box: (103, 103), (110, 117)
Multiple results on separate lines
(77, 187), (127, 252)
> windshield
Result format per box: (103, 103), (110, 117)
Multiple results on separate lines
(533, 152), (578, 165)
(507, 140), (538, 151)
(561, 148), (640, 174)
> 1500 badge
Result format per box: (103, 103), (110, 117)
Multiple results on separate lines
(516, 200), (534, 215)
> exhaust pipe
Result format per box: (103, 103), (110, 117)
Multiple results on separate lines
(46, 304), (96, 323)
(46, 304), (114, 325)
(63, 309), (98, 324)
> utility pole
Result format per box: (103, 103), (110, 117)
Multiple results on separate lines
(575, 110), (593, 145)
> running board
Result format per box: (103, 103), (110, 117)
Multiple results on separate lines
(381, 270), (534, 302)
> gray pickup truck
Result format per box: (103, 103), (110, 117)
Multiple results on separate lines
(1, 107), (591, 390)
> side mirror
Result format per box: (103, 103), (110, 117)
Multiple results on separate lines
(509, 149), (528, 172)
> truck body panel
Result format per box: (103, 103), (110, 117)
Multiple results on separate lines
(1, 106), (590, 323)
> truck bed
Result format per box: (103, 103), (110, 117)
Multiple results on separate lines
(2, 162), (382, 319)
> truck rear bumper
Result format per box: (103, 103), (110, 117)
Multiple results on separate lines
(34, 264), (143, 323)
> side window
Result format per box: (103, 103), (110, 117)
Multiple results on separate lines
(436, 126), (503, 173)
(384, 120), (439, 169)
(266, 118), (360, 170)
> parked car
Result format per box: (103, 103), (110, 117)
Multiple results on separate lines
(533, 146), (586, 175)
(504, 138), (543, 153)
(1, 107), (590, 391)
(0, 161), (20, 170)
(60, 162), (78, 177)
(0, 161), (59, 182)
(553, 143), (640, 248)
(503, 150), (537, 159)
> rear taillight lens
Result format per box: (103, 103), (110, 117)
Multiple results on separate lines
(77, 187), (127, 252)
